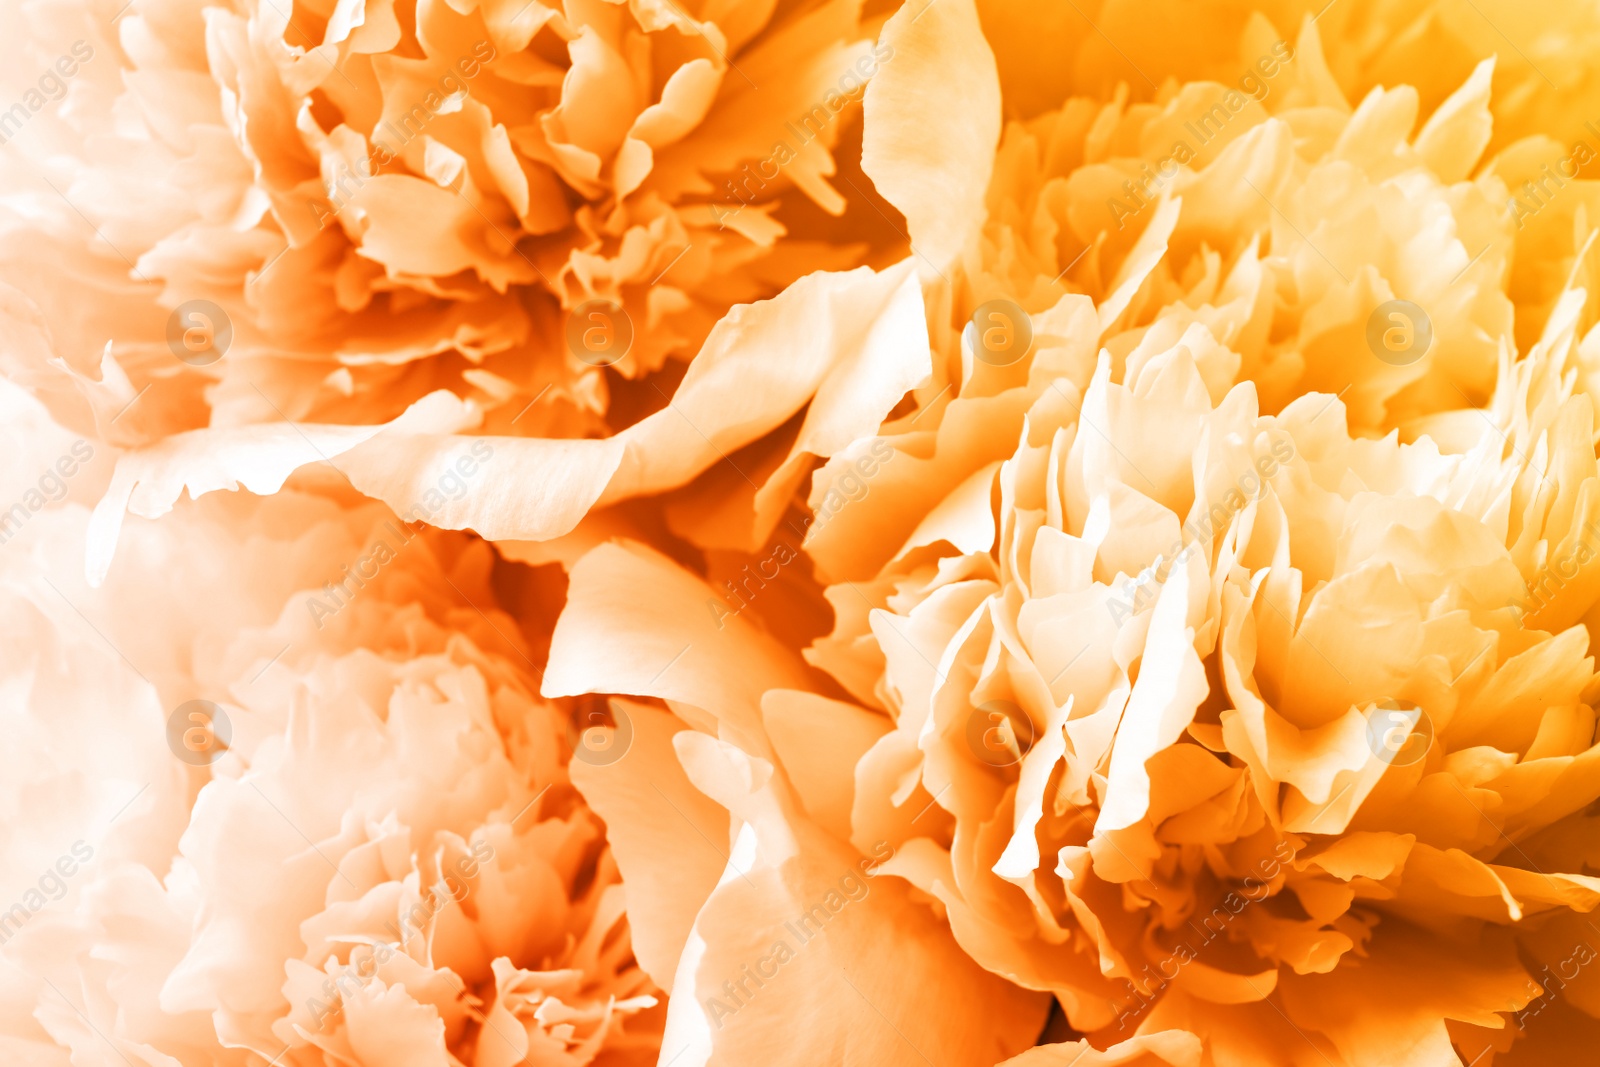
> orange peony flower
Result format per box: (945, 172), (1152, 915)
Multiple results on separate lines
(537, 1), (1600, 1064)
(0, 0), (911, 582)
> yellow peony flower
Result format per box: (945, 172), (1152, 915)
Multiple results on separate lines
(536, 1), (1600, 1064)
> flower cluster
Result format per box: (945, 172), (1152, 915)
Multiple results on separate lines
(9, 0), (1600, 1065)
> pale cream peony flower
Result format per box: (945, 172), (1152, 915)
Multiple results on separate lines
(0, 387), (661, 1066)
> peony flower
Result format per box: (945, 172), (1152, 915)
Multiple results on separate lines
(37, 255), (931, 585)
(798, 0), (1600, 1051)
(0, 0), (888, 438)
(540, 538), (1052, 1066)
(0, 385), (661, 1066)
(13, 0), (1600, 1065)
(0, 0), (918, 585)
(802, 318), (1600, 1062)
(972, 41), (1516, 431)
(534, 1), (1600, 1063)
